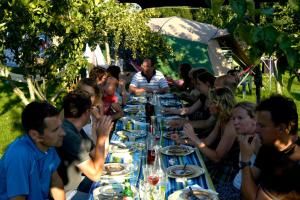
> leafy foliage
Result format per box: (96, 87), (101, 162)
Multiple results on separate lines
(0, 0), (170, 103)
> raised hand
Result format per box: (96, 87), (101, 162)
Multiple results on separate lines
(91, 105), (103, 120)
(96, 115), (113, 142)
(183, 123), (198, 141)
(237, 134), (260, 161)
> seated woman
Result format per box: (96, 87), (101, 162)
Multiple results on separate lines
(217, 102), (260, 200)
(178, 68), (207, 105)
(168, 63), (192, 91)
(164, 71), (216, 138)
(183, 87), (239, 187)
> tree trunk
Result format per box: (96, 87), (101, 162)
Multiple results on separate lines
(27, 77), (35, 101)
(104, 31), (111, 65)
(10, 81), (30, 105)
(32, 78), (47, 100)
(273, 59), (283, 94)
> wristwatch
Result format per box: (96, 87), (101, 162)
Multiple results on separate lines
(239, 161), (251, 169)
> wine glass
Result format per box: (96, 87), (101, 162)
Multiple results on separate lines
(147, 166), (160, 186)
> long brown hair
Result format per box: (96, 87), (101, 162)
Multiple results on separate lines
(209, 87), (236, 122)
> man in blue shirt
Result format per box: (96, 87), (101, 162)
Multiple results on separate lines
(0, 102), (66, 200)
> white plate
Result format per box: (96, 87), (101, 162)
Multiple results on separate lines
(164, 115), (184, 121)
(160, 145), (194, 156)
(128, 96), (147, 104)
(123, 107), (140, 114)
(168, 188), (218, 200)
(117, 130), (147, 139)
(166, 165), (205, 179)
(109, 141), (131, 153)
(161, 101), (181, 107)
(159, 93), (174, 98)
(131, 119), (148, 126)
(102, 163), (129, 176)
(93, 184), (138, 200)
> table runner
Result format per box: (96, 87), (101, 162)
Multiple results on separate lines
(89, 94), (216, 199)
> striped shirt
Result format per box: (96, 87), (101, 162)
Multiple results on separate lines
(130, 70), (169, 90)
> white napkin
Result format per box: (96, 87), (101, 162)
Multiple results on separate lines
(131, 119), (149, 126)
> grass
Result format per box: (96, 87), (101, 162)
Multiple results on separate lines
(0, 78), (24, 157)
(1, 72), (300, 156)
(235, 73), (300, 124)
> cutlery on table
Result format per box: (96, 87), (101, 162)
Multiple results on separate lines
(188, 187), (200, 200)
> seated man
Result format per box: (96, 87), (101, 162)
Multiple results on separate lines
(57, 91), (113, 194)
(129, 58), (169, 95)
(239, 95), (300, 199)
(0, 102), (65, 200)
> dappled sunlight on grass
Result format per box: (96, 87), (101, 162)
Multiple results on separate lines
(0, 79), (24, 157)
(236, 73), (300, 136)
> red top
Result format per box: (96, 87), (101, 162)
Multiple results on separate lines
(102, 94), (118, 115)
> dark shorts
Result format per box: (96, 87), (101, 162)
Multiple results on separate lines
(216, 183), (241, 200)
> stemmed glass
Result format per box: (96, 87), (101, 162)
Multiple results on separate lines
(147, 166), (160, 186)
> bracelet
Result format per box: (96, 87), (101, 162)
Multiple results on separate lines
(239, 161), (251, 169)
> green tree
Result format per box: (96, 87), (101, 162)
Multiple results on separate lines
(0, 0), (169, 105)
(216, 0), (300, 94)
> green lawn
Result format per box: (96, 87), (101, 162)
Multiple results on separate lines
(1, 72), (300, 156)
(0, 79), (24, 157)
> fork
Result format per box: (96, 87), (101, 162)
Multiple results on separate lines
(180, 163), (187, 175)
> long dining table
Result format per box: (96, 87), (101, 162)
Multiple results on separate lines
(88, 93), (217, 200)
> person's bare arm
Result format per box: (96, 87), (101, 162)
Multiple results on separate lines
(189, 115), (216, 129)
(129, 85), (146, 95)
(201, 120), (221, 146)
(185, 121), (237, 162)
(241, 166), (261, 200)
(239, 134), (261, 200)
(110, 103), (124, 121)
(50, 171), (65, 200)
(157, 86), (169, 94)
(77, 116), (113, 181)
(163, 99), (201, 115)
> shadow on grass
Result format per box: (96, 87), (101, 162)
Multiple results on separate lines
(0, 79), (24, 132)
(0, 80), (25, 113)
(290, 92), (300, 101)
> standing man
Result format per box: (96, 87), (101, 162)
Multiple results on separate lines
(129, 58), (169, 95)
(57, 90), (113, 195)
(239, 95), (300, 199)
(0, 102), (65, 200)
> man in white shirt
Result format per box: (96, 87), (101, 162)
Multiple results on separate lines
(129, 58), (169, 95)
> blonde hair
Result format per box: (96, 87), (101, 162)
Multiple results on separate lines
(234, 101), (256, 118)
(209, 87), (236, 122)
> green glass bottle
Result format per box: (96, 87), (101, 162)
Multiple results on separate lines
(123, 179), (134, 200)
